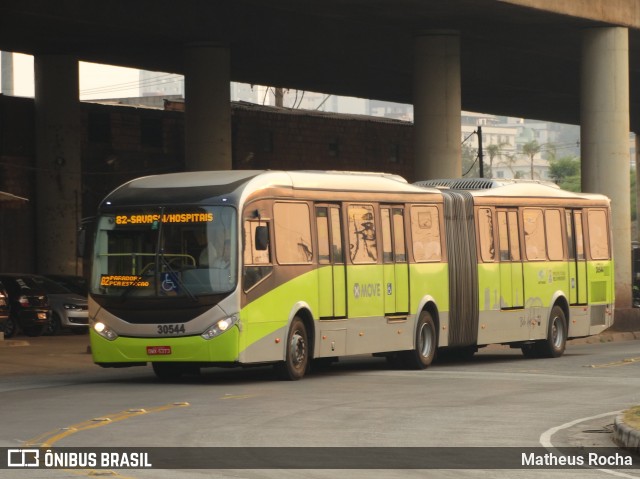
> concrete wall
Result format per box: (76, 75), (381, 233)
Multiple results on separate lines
(230, 103), (413, 178)
(0, 97), (415, 273)
(502, 0), (640, 28)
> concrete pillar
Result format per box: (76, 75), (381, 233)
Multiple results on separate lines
(636, 134), (640, 245)
(34, 54), (82, 275)
(581, 27), (631, 308)
(413, 31), (461, 182)
(184, 43), (232, 171)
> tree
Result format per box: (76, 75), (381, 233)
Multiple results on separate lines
(521, 140), (542, 179)
(486, 142), (507, 178)
(548, 156), (581, 191)
(498, 152), (518, 178)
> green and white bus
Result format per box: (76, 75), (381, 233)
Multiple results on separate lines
(89, 170), (614, 380)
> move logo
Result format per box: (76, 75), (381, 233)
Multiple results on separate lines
(353, 283), (381, 299)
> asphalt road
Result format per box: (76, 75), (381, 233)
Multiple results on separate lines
(0, 334), (639, 479)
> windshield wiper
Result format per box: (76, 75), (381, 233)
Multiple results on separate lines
(159, 253), (197, 302)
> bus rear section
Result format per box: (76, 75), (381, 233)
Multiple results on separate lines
(417, 178), (614, 359)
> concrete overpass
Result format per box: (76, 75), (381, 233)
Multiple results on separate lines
(0, 0), (638, 310)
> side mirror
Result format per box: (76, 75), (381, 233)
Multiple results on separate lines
(255, 225), (269, 251)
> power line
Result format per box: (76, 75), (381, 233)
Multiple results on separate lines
(80, 73), (183, 96)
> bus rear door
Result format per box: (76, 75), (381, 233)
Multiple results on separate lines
(381, 206), (409, 316)
(316, 206), (347, 318)
(566, 210), (587, 304)
(497, 209), (524, 308)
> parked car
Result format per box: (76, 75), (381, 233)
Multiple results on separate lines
(0, 274), (50, 338)
(0, 281), (9, 333)
(34, 276), (88, 335)
(42, 274), (88, 297)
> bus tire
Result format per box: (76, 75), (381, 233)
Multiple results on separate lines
(276, 316), (309, 380)
(537, 305), (567, 358)
(402, 311), (436, 369)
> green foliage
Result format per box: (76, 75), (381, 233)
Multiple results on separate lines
(548, 156), (636, 221)
(522, 140), (541, 179)
(549, 156), (581, 192)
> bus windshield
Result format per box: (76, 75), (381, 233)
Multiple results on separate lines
(91, 206), (237, 298)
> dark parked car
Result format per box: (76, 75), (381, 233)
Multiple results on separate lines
(0, 274), (51, 338)
(42, 274), (88, 297)
(35, 276), (88, 335)
(0, 281), (9, 333)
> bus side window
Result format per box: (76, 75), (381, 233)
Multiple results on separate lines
(330, 208), (344, 264)
(545, 209), (564, 260)
(498, 211), (510, 261)
(575, 212), (585, 260)
(393, 207), (406, 262)
(381, 208), (393, 263)
(587, 209), (610, 260)
(243, 220), (273, 290)
(523, 208), (546, 260)
(348, 204), (377, 263)
(410, 205), (441, 262)
(316, 207), (331, 264)
(565, 211), (575, 260)
(477, 208), (495, 262)
(274, 202), (313, 264)
(508, 211), (520, 261)
(497, 209), (520, 262)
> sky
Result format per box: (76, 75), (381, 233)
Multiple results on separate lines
(7, 53), (142, 100)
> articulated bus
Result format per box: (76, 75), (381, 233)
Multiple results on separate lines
(89, 170), (614, 380)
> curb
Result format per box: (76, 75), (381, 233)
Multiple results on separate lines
(613, 413), (640, 454)
(0, 339), (30, 347)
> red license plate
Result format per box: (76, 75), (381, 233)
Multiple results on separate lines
(147, 346), (172, 355)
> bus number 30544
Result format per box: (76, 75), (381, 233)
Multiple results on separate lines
(157, 324), (186, 335)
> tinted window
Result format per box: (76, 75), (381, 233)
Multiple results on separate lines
(588, 209), (610, 260)
(411, 205), (441, 262)
(381, 208), (393, 263)
(523, 208), (546, 260)
(274, 202), (312, 264)
(545, 209), (564, 260)
(32, 276), (71, 294)
(316, 207), (330, 265)
(393, 208), (406, 262)
(348, 204), (377, 263)
(477, 208), (495, 262)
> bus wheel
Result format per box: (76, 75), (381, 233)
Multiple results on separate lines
(276, 317), (309, 380)
(402, 311), (436, 369)
(538, 305), (567, 358)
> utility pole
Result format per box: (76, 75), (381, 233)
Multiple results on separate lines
(274, 87), (283, 107)
(477, 126), (484, 178)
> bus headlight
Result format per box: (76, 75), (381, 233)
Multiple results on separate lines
(201, 315), (238, 340)
(94, 322), (118, 341)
